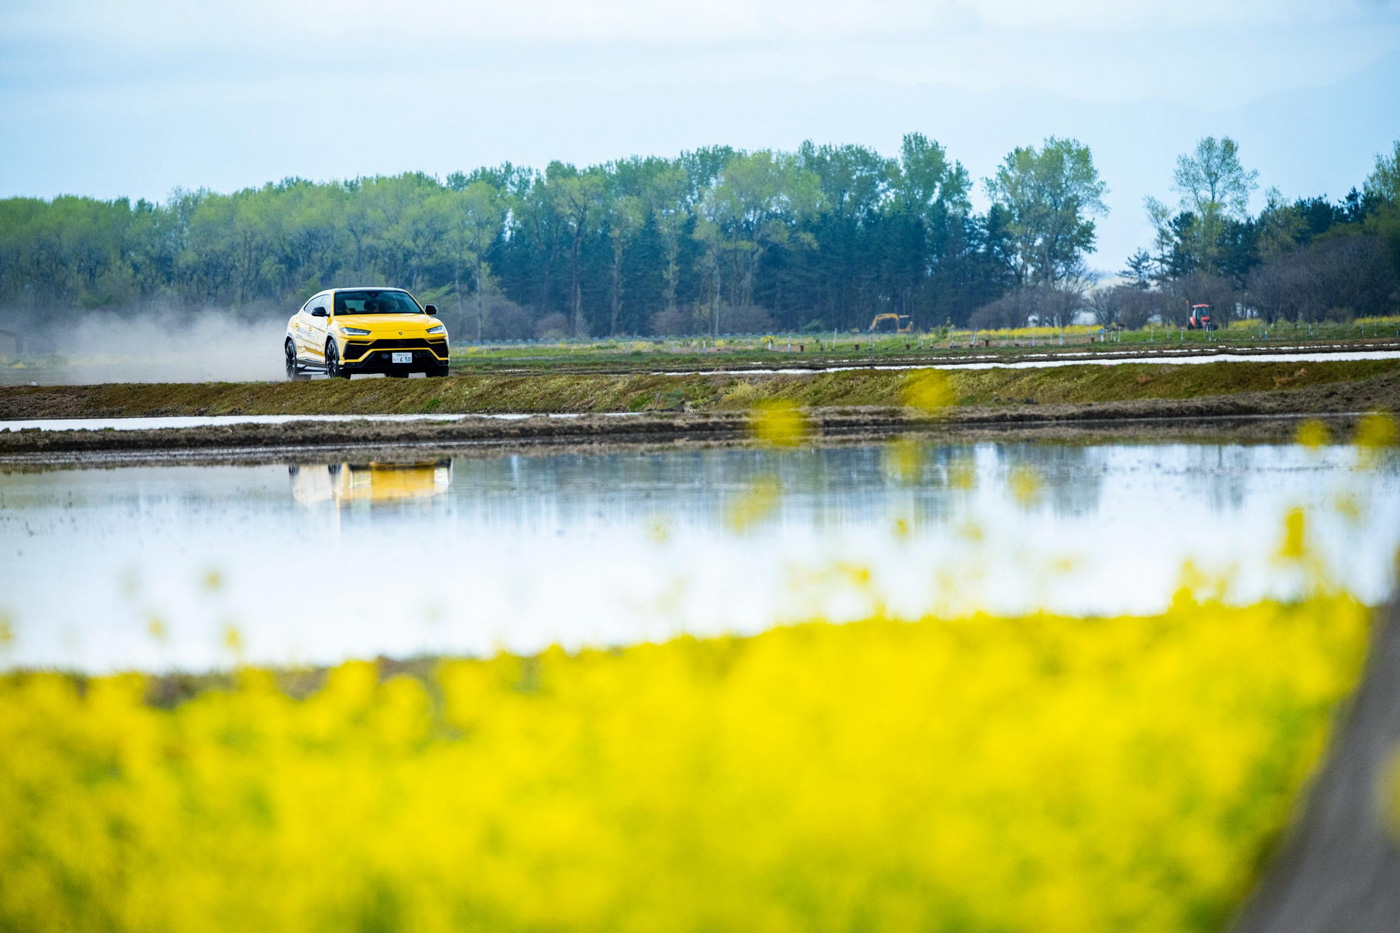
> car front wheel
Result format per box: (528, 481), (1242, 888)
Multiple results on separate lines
(326, 341), (350, 379)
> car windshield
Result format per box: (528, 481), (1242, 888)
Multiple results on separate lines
(333, 290), (422, 315)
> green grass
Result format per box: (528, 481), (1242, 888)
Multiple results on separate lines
(442, 318), (1400, 373)
(3, 359), (1396, 420)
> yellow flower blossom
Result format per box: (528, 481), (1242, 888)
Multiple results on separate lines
(146, 615), (168, 642)
(221, 623), (245, 654)
(0, 594), (1372, 933)
(1294, 419), (1330, 449)
(1355, 410), (1397, 448)
(903, 369), (955, 414)
(1009, 463), (1043, 507)
(724, 476), (782, 533)
(884, 435), (923, 483)
(948, 456), (977, 490)
(1355, 410), (1397, 467)
(750, 400), (810, 447)
(1276, 507), (1308, 561)
(1383, 750), (1400, 845)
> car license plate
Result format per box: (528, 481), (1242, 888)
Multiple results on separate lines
(391, 352), (412, 365)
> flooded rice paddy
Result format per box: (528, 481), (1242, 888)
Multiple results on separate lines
(1, 440), (1396, 672)
(667, 346), (1400, 376)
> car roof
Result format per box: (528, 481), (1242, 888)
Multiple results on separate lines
(330, 286), (411, 293)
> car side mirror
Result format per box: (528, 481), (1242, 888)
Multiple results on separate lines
(311, 306), (328, 317)
(424, 305), (438, 315)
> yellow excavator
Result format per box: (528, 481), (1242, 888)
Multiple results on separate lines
(869, 313), (913, 333)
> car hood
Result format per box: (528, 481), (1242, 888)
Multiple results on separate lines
(333, 314), (440, 332)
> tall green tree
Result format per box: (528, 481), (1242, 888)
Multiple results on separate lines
(700, 151), (821, 333)
(1146, 136), (1258, 276)
(985, 137), (1107, 287)
(439, 181), (505, 342)
(548, 163), (607, 337)
(1173, 136), (1258, 220)
(647, 164), (692, 316)
(1364, 140), (1400, 204)
(603, 192), (645, 337)
(1363, 139), (1400, 274)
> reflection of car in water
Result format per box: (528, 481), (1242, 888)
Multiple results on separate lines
(290, 461), (452, 505)
(285, 286), (449, 380)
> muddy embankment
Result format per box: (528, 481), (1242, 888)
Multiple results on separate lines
(3, 358), (1399, 418)
(0, 396), (1391, 467)
(1, 359), (1396, 465)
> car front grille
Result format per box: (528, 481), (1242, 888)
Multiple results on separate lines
(342, 339), (447, 361)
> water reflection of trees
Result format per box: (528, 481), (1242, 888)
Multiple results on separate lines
(995, 444), (1106, 519)
(420, 445), (967, 531)
(1188, 446), (1249, 513)
(298, 443), (1288, 532)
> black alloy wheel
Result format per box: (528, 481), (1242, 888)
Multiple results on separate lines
(285, 340), (308, 381)
(326, 341), (349, 379)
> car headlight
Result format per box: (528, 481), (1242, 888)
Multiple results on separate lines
(427, 324), (446, 335)
(340, 326), (371, 336)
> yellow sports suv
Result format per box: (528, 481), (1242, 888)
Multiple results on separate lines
(285, 287), (449, 379)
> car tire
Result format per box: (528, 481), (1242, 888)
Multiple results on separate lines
(427, 364), (450, 378)
(285, 340), (308, 381)
(326, 341), (349, 379)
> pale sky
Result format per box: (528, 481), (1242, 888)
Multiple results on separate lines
(3, 0), (1399, 268)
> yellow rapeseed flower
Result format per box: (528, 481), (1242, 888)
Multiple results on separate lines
(1009, 464), (1043, 507)
(1276, 507), (1308, 562)
(903, 369), (955, 414)
(221, 623), (245, 654)
(750, 400), (810, 447)
(1383, 750), (1400, 843)
(0, 594), (1371, 933)
(1334, 492), (1363, 524)
(884, 435), (923, 483)
(948, 456), (977, 490)
(724, 476), (782, 533)
(1294, 419), (1330, 449)
(1355, 410), (1397, 467)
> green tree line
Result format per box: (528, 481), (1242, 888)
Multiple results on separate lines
(0, 134), (1107, 338)
(1, 134), (1396, 337)
(1102, 137), (1400, 327)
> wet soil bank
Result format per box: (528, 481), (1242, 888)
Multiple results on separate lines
(2, 359), (1398, 423)
(0, 389), (1387, 468)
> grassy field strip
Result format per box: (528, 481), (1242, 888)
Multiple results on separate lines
(2, 359), (1397, 421)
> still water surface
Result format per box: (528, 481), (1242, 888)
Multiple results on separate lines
(1, 441), (1396, 672)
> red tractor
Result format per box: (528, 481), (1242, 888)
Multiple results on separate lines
(1186, 304), (1214, 331)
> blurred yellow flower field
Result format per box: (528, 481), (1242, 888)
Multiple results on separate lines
(0, 593), (1373, 933)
